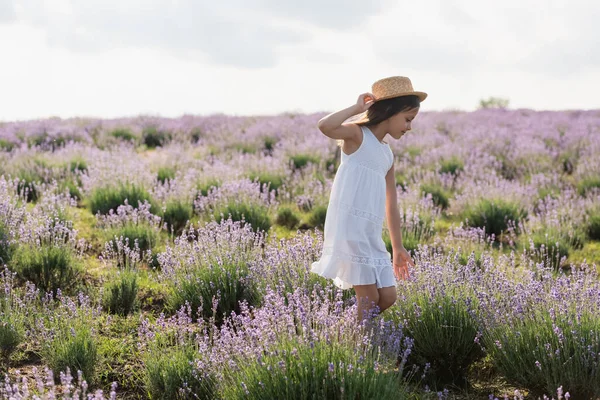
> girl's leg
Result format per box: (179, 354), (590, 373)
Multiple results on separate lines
(353, 283), (380, 323)
(377, 286), (398, 312)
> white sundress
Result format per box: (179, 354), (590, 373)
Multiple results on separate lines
(310, 125), (396, 290)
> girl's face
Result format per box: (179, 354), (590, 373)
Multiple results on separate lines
(388, 107), (419, 139)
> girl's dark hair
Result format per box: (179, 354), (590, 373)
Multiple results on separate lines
(336, 95), (420, 147)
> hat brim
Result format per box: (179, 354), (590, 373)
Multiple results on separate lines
(374, 91), (427, 103)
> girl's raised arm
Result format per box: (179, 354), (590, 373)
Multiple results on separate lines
(317, 93), (375, 140)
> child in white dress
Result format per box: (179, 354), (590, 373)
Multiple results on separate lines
(310, 76), (427, 322)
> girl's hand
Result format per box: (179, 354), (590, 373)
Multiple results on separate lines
(356, 92), (376, 113)
(392, 246), (414, 281)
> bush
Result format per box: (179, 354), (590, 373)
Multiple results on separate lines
(308, 205), (327, 231)
(157, 167), (176, 184)
(439, 156), (464, 176)
(88, 183), (159, 215)
(69, 157), (88, 174)
(485, 311), (600, 398)
(102, 269), (139, 316)
(143, 344), (216, 400)
(166, 260), (262, 326)
(0, 299), (24, 367)
(59, 178), (82, 201)
(221, 337), (409, 400)
(577, 176), (600, 197)
(11, 244), (83, 296)
(104, 222), (159, 254)
(290, 154), (319, 170)
(162, 200), (193, 236)
(463, 198), (527, 238)
(142, 126), (172, 148)
(0, 222), (14, 266)
(42, 324), (98, 385)
(195, 180), (221, 198)
(275, 206), (300, 230)
(528, 230), (585, 271)
(16, 172), (41, 203)
(248, 172), (285, 192)
(215, 202), (271, 234)
(421, 183), (450, 210)
(394, 292), (484, 389)
(110, 128), (138, 142)
(586, 214), (600, 241)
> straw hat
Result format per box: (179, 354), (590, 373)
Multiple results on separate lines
(371, 76), (427, 102)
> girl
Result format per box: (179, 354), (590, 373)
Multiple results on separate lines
(310, 76), (427, 323)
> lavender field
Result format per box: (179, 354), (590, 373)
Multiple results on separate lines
(0, 108), (598, 399)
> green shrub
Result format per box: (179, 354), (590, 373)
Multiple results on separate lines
(102, 269), (139, 316)
(586, 214), (600, 241)
(421, 183), (450, 210)
(528, 230), (585, 271)
(248, 172), (284, 192)
(166, 260), (262, 326)
(275, 206), (300, 230)
(143, 344), (216, 400)
(577, 176), (600, 197)
(221, 337), (409, 400)
(162, 200), (193, 236)
(88, 183), (159, 215)
(69, 157), (88, 173)
(0, 222), (14, 266)
(16, 170), (42, 203)
(308, 205), (327, 231)
(485, 312), (600, 398)
(290, 154), (319, 170)
(110, 128), (138, 142)
(0, 300), (24, 367)
(263, 136), (277, 152)
(105, 222), (159, 255)
(60, 178), (82, 201)
(42, 324), (98, 385)
(195, 180), (221, 197)
(215, 202), (271, 234)
(157, 167), (176, 184)
(439, 156), (464, 176)
(0, 139), (15, 152)
(463, 198), (527, 238)
(142, 126), (172, 148)
(394, 291), (484, 389)
(11, 244), (83, 296)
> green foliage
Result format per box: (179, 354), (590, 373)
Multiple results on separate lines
(42, 324), (98, 385)
(16, 170), (42, 203)
(162, 200), (193, 236)
(166, 260), (262, 326)
(0, 222), (14, 266)
(308, 205), (327, 231)
(195, 180), (221, 197)
(102, 269), (139, 316)
(528, 229), (586, 271)
(439, 156), (464, 176)
(215, 202), (272, 234)
(11, 243), (83, 296)
(485, 311), (600, 398)
(110, 128), (138, 143)
(586, 214), (600, 241)
(577, 176), (600, 197)
(290, 154), (319, 170)
(144, 344), (216, 400)
(0, 139), (15, 152)
(479, 97), (509, 109)
(248, 172), (285, 192)
(394, 291), (484, 389)
(221, 337), (409, 400)
(59, 178), (83, 201)
(69, 157), (88, 173)
(463, 198), (527, 238)
(106, 223), (159, 254)
(421, 183), (450, 210)
(157, 167), (176, 184)
(88, 183), (159, 215)
(142, 126), (172, 148)
(263, 136), (277, 152)
(275, 206), (300, 230)
(0, 299), (24, 367)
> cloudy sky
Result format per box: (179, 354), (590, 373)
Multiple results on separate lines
(0, 0), (598, 122)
